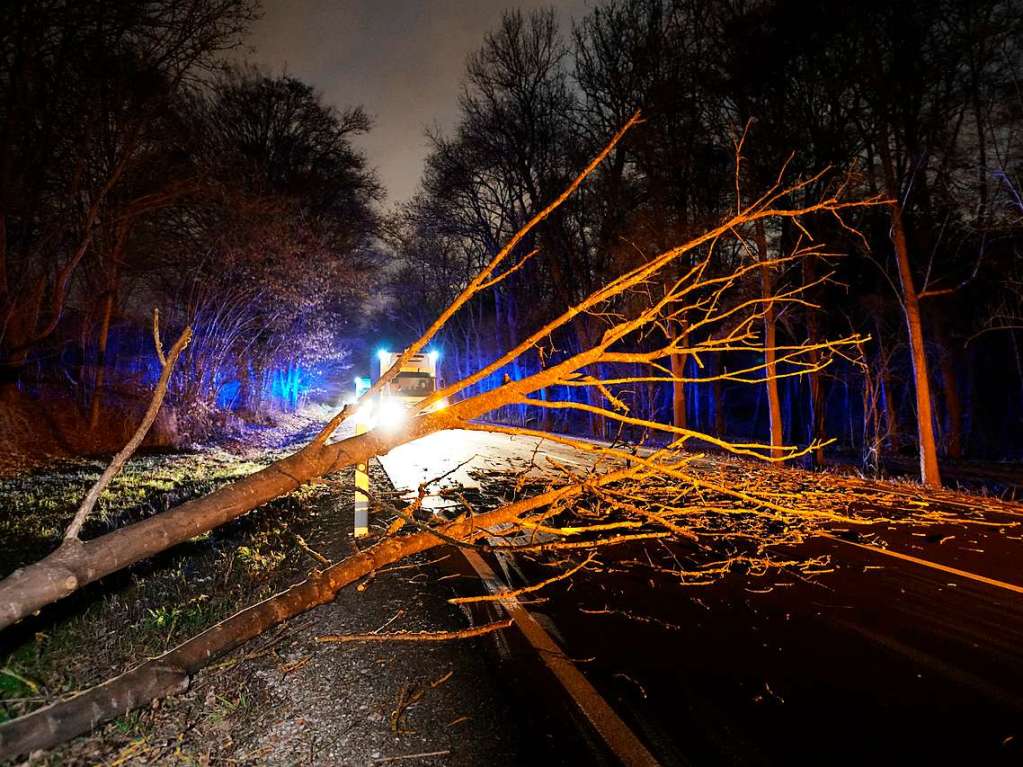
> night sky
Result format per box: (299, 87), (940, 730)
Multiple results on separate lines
(241, 0), (592, 205)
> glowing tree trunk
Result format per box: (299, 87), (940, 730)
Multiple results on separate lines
(670, 324), (687, 431)
(878, 143), (941, 485)
(890, 207), (941, 485)
(88, 291), (115, 430)
(755, 219), (784, 458)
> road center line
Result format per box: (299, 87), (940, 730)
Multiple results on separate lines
(376, 448), (661, 766)
(823, 533), (1023, 596)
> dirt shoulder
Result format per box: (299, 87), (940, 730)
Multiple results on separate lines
(106, 463), (540, 766)
(0, 445), (549, 766)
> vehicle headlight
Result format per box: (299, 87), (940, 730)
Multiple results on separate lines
(425, 397), (448, 412)
(376, 397), (407, 430)
(354, 401), (375, 427)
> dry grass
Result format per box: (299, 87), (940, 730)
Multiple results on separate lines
(0, 447), (346, 743)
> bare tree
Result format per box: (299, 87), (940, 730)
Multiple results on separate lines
(0, 0), (257, 370)
(0, 115), (885, 757)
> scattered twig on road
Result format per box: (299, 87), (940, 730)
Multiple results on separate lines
(372, 609), (405, 634)
(430, 670), (454, 688)
(448, 554), (595, 605)
(316, 618), (513, 644)
(292, 533), (331, 567)
(277, 655), (311, 676)
(613, 672), (648, 699)
(372, 750), (452, 763)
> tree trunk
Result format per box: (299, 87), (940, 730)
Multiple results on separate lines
(876, 327), (899, 450)
(755, 220), (783, 458)
(808, 363), (825, 463)
(0, 468), (629, 759)
(933, 318), (963, 460)
(877, 131), (942, 486)
(538, 347), (553, 432)
(0, 345), (614, 630)
(0, 412), (452, 630)
(888, 202), (941, 485)
(802, 255), (826, 464)
(0, 518), (471, 758)
(670, 325), (687, 432)
(1, 276), (45, 370)
(713, 361), (726, 439)
(647, 362), (658, 424)
(88, 292), (115, 430)
(859, 341), (881, 475)
(573, 319), (605, 438)
(0, 212), (7, 300)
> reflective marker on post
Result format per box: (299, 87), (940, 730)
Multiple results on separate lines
(352, 375), (373, 538)
(354, 419), (370, 537)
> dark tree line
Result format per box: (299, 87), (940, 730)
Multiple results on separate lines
(385, 0), (1023, 484)
(3, 0), (1022, 481)
(0, 0), (381, 444)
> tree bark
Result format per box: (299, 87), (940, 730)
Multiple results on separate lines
(538, 347), (553, 432)
(0, 528), (451, 758)
(874, 322), (899, 450)
(887, 200), (941, 485)
(876, 130), (942, 486)
(0, 416), (443, 630)
(0, 470), (623, 759)
(0, 212), (7, 299)
(573, 318), (605, 438)
(712, 358), (726, 439)
(754, 220), (783, 458)
(803, 255), (826, 465)
(669, 325), (687, 432)
(933, 318), (963, 460)
(88, 291), (115, 430)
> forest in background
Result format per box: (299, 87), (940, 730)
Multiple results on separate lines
(0, 0), (381, 452)
(388, 0), (1023, 484)
(2, 0), (1023, 483)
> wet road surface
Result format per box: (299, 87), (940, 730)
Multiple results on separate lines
(378, 429), (1023, 766)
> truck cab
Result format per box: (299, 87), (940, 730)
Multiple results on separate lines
(377, 349), (438, 403)
(354, 348), (444, 430)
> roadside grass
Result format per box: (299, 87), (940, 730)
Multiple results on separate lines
(0, 447), (347, 748)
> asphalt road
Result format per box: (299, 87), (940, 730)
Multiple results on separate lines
(377, 429), (1023, 766)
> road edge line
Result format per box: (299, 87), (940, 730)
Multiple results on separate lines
(459, 548), (661, 767)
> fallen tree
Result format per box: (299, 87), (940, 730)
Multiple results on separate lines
(0, 477), (618, 756)
(0, 113), (894, 757)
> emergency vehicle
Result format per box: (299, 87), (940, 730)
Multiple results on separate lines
(353, 349), (444, 430)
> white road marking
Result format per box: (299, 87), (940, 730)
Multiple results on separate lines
(377, 429), (660, 767)
(458, 547), (661, 767)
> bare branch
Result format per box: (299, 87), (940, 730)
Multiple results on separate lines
(63, 315), (192, 542)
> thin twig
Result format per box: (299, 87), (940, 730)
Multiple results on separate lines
(449, 555), (594, 604)
(315, 619), (513, 644)
(64, 313), (191, 541)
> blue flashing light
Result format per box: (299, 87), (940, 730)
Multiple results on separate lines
(428, 350), (440, 363)
(377, 348), (391, 361)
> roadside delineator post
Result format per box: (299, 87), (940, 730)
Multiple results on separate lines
(354, 419), (370, 537)
(353, 376), (372, 537)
